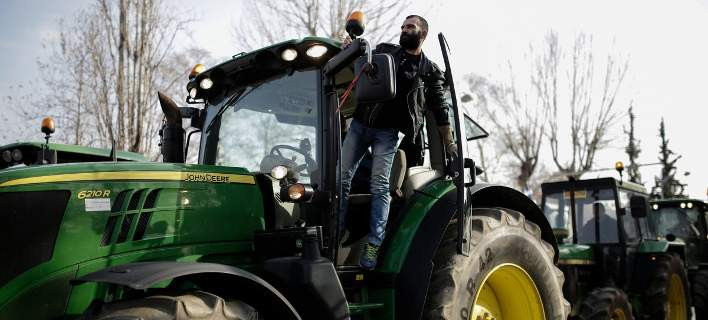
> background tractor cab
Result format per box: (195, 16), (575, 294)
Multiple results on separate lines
(649, 198), (708, 318)
(0, 117), (145, 170)
(0, 12), (568, 320)
(541, 173), (692, 319)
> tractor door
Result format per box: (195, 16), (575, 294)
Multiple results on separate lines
(437, 33), (474, 255)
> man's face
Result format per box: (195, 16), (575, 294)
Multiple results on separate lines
(399, 17), (425, 50)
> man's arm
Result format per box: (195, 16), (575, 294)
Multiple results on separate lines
(423, 64), (456, 156)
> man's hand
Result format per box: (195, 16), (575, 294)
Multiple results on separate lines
(341, 35), (353, 49)
(437, 125), (457, 159)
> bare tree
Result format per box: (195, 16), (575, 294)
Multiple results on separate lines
(30, 0), (204, 157)
(484, 62), (546, 192)
(623, 103), (642, 184)
(461, 73), (504, 183)
(233, 0), (413, 51)
(651, 118), (687, 198)
(536, 31), (629, 176)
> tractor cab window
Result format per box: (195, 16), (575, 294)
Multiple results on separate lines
(543, 192), (573, 243)
(618, 190), (640, 242)
(207, 69), (321, 184)
(574, 188), (619, 244)
(649, 206), (702, 241)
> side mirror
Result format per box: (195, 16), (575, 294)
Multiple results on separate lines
(355, 53), (395, 103)
(630, 195), (649, 218)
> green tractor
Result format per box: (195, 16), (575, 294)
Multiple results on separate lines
(541, 177), (692, 320)
(0, 16), (569, 319)
(1, 118), (146, 170)
(649, 198), (708, 318)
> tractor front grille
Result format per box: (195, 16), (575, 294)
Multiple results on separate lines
(0, 190), (70, 287)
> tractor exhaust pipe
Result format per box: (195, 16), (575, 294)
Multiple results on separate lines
(158, 91), (185, 163)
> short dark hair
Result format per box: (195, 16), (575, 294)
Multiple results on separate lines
(406, 15), (428, 34)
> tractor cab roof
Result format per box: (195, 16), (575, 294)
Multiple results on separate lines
(541, 177), (648, 195)
(186, 37), (341, 102)
(0, 142), (146, 170)
(650, 198), (707, 210)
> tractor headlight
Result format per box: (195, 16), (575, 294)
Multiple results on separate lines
(199, 78), (213, 90)
(11, 149), (22, 162)
(270, 165), (289, 180)
(687, 202), (693, 209)
(652, 204), (659, 210)
(189, 87), (198, 99)
(1, 150), (11, 162)
(281, 48), (298, 61)
(306, 45), (328, 58)
(286, 183), (313, 202)
(680, 202), (686, 209)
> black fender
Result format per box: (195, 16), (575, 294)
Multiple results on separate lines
(391, 183), (557, 320)
(466, 183), (558, 261)
(73, 261), (301, 320)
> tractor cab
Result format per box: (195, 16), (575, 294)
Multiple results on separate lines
(541, 177), (652, 246)
(649, 199), (708, 268)
(0, 117), (146, 170)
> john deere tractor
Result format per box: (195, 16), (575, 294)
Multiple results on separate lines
(541, 176), (691, 320)
(649, 198), (708, 318)
(1, 118), (146, 170)
(0, 14), (569, 319)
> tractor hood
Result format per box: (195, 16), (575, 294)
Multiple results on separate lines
(0, 162), (265, 297)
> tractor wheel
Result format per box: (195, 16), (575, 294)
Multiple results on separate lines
(423, 207), (570, 320)
(690, 269), (708, 319)
(79, 290), (259, 320)
(640, 253), (691, 320)
(576, 287), (633, 320)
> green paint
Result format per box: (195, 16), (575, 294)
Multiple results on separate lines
(558, 244), (594, 260)
(638, 240), (670, 253)
(379, 179), (455, 273)
(0, 162), (263, 318)
(0, 142), (146, 162)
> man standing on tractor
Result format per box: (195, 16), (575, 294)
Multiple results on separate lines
(340, 15), (457, 269)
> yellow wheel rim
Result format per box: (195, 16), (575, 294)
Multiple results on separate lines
(667, 274), (688, 320)
(471, 263), (545, 320)
(612, 308), (627, 320)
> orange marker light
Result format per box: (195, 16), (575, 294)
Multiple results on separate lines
(615, 161), (625, 172)
(345, 11), (366, 37)
(189, 64), (206, 80)
(41, 117), (55, 135)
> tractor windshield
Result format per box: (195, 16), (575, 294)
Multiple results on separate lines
(649, 206), (702, 241)
(203, 69), (321, 184)
(543, 188), (619, 244)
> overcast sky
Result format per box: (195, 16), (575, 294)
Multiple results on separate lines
(0, 0), (706, 198)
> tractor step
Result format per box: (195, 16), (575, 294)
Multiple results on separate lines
(348, 302), (385, 315)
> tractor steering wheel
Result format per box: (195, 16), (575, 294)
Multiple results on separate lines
(269, 144), (315, 177)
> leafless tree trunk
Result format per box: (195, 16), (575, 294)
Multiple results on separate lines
(536, 31), (629, 176)
(624, 103), (642, 184)
(233, 0), (412, 51)
(652, 118), (686, 198)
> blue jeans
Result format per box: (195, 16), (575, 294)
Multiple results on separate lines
(339, 119), (400, 246)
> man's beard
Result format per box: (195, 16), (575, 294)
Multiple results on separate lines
(399, 31), (422, 50)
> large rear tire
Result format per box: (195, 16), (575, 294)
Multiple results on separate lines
(690, 269), (708, 320)
(423, 207), (570, 320)
(640, 253), (691, 320)
(576, 287), (633, 320)
(80, 290), (259, 320)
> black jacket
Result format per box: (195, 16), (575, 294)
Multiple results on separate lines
(354, 43), (450, 140)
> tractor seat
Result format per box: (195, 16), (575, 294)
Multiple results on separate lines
(348, 149), (407, 205)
